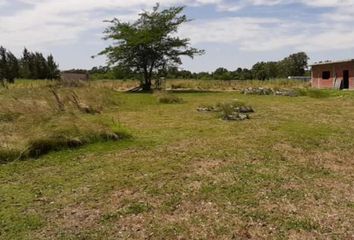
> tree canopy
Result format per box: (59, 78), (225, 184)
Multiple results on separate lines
(99, 4), (204, 90)
(0, 47), (19, 84)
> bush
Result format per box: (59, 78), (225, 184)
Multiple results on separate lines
(158, 94), (184, 104)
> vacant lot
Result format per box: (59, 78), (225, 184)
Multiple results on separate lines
(1, 81), (354, 239)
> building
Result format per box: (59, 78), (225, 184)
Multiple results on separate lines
(60, 71), (89, 82)
(311, 60), (354, 89)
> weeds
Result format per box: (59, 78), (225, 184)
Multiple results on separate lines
(70, 91), (101, 114)
(50, 88), (65, 111)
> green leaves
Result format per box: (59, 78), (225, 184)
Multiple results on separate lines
(99, 3), (204, 90)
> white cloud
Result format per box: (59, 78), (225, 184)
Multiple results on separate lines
(0, 0), (221, 50)
(1, 0), (354, 60)
(182, 11), (354, 53)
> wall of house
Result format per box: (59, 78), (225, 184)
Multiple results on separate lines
(60, 73), (89, 81)
(311, 62), (354, 89)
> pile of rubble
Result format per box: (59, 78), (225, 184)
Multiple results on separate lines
(241, 87), (298, 97)
(197, 101), (255, 121)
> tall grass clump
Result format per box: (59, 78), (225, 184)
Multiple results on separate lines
(0, 84), (132, 163)
(25, 128), (131, 159)
(0, 126), (131, 163)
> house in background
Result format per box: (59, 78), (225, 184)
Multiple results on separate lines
(60, 71), (89, 82)
(311, 60), (354, 89)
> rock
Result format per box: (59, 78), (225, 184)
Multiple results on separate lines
(103, 133), (120, 141)
(197, 107), (211, 112)
(238, 106), (254, 113)
(241, 87), (298, 97)
(223, 113), (249, 121)
(238, 113), (249, 120)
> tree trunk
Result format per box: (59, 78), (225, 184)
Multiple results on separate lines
(142, 67), (152, 91)
(142, 81), (151, 91)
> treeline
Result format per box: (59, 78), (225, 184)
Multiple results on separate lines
(0, 47), (60, 84)
(90, 52), (309, 81)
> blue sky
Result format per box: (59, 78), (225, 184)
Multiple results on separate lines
(1, 0), (354, 72)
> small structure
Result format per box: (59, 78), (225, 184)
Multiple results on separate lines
(311, 60), (354, 89)
(60, 71), (89, 82)
(288, 76), (311, 81)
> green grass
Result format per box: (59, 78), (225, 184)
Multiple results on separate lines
(1, 80), (354, 239)
(156, 93), (184, 104)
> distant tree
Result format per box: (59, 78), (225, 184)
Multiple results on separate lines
(89, 66), (110, 74)
(19, 48), (60, 80)
(252, 62), (268, 80)
(195, 71), (212, 80)
(112, 65), (135, 79)
(20, 48), (31, 79)
(0, 46), (19, 83)
(98, 4), (204, 91)
(6, 51), (19, 83)
(213, 67), (232, 80)
(0, 47), (6, 85)
(278, 52), (309, 77)
(34, 52), (49, 79)
(265, 61), (278, 79)
(46, 54), (60, 79)
(242, 68), (253, 80)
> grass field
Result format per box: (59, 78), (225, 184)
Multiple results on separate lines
(1, 80), (354, 239)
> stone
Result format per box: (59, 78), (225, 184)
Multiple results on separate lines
(238, 106), (254, 113)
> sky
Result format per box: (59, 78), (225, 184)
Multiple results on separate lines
(1, 0), (354, 72)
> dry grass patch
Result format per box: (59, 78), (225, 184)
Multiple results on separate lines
(0, 85), (129, 163)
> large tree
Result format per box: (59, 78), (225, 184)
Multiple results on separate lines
(99, 4), (204, 91)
